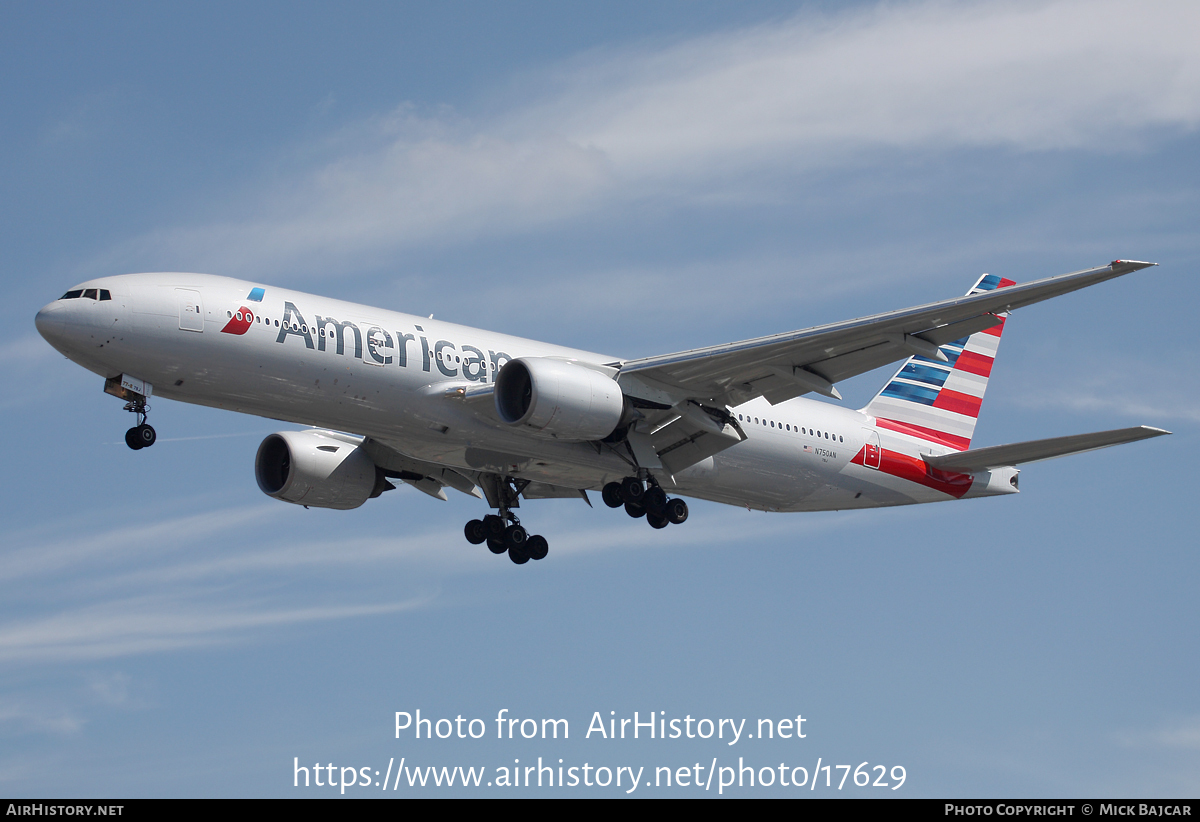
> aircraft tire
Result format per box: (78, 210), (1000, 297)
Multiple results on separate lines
(624, 501), (646, 519)
(136, 424), (156, 448)
(602, 482), (624, 508)
(508, 543), (530, 564)
(504, 524), (528, 550)
(487, 537), (507, 554)
(125, 428), (144, 450)
(464, 519), (487, 545)
(483, 515), (506, 539)
(527, 535), (548, 561)
(644, 485), (667, 512)
(665, 498), (689, 525)
(620, 477), (644, 504)
(647, 513), (669, 529)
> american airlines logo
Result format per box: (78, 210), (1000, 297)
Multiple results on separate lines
(221, 306), (256, 335)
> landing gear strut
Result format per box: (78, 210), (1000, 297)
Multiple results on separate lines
(603, 477), (688, 528)
(464, 476), (549, 565)
(123, 398), (156, 450)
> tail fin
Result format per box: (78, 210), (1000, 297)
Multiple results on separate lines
(862, 273), (1015, 451)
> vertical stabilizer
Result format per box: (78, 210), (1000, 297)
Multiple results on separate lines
(862, 274), (1015, 451)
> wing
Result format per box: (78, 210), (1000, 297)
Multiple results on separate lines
(613, 260), (1155, 477)
(617, 260), (1155, 408)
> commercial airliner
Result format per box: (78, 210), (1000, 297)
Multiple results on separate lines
(35, 261), (1168, 564)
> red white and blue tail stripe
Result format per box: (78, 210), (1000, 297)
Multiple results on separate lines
(862, 273), (1015, 451)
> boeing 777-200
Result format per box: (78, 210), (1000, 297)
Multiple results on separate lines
(35, 261), (1169, 564)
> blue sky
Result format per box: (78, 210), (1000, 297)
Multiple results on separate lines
(3, 0), (1198, 797)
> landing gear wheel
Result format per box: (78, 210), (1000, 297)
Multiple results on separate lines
(504, 524), (528, 550)
(135, 424), (156, 448)
(125, 427), (144, 450)
(624, 501), (646, 519)
(483, 515), (506, 539)
(527, 535), (548, 561)
(620, 477), (645, 504)
(647, 513), (669, 529)
(487, 537), (507, 555)
(508, 542), (530, 564)
(665, 498), (689, 525)
(644, 485), (667, 513)
(602, 482), (624, 508)
(464, 520), (487, 545)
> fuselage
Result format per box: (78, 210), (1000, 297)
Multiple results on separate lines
(35, 273), (1017, 513)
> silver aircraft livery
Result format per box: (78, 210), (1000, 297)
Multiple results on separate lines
(35, 261), (1168, 564)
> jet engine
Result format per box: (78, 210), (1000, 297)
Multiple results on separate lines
(254, 430), (388, 510)
(495, 357), (625, 441)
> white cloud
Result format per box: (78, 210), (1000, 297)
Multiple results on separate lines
(1010, 358), (1200, 424)
(536, 0), (1200, 173)
(0, 496), (851, 663)
(0, 698), (84, 735)
(97, 0), (1200, 278)
(0, 505), (280, 584)
(0, 595), (433, 663)
(1152, 718), (1200, 750)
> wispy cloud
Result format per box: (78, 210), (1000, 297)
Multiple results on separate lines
(0, 595), (433, 663)
(1009, 358), (1200, 425)
(0, 505), (281, 584)
(0, 496), (852, 663)
(95, 0), (1200, 279)
(0, 697), (84, 735)
(1119, 716), (1200, 751)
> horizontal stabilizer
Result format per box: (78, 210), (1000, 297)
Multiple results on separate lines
(923, 425), (1170, 473)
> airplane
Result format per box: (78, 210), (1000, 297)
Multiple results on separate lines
(34, 260), (1169, 564)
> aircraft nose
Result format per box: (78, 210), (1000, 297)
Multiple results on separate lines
(35, 300), (69, 347)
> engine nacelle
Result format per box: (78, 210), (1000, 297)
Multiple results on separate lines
(255, 430), (385, 510)
(494, 357), (625, 441)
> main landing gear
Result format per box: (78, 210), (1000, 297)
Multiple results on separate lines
(463, 476), (549, 565)
(602, 477), (688, 529)
(463, 515), (549, 565)
(123, 398), (156, 451)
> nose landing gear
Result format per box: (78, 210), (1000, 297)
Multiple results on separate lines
(123, 400), (156, 451)
(105, 376), (158, 451)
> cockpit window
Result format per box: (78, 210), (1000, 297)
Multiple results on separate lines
(59, 288), (111, 301)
